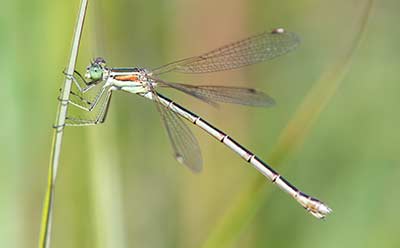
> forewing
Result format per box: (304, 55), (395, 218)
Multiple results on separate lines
(151, 30), (300, 75)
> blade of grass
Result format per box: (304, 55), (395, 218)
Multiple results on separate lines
(38, 1), (89, 247)
(201, 1), (374, 247)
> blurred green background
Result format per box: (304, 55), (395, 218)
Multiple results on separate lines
(2, 0), (400, 247)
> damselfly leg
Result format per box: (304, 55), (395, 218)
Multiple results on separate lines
(61, 71), (113, 126)
(64, 90), (113, 126)
(63, 70), (100, 93)
(68, 85), (109, 112)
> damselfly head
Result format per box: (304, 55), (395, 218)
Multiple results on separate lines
(85, 57), (107, 80)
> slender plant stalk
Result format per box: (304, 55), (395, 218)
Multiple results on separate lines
(201, 1), (374, 247)
(38, 1), (89, 247)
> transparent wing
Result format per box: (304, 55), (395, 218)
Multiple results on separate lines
(151, 90), (203, 172)
(151, 29), (300, 75)
(153, 77), (275, 107)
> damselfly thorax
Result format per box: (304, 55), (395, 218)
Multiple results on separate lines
(101, 67), (157, 94)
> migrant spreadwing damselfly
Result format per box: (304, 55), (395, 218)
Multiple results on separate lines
(60, 28), (332, 219)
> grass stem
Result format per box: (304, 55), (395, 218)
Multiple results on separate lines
(38, 1), (89, 247)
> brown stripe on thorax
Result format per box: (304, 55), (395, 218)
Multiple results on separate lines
(114, 75), (139, 81)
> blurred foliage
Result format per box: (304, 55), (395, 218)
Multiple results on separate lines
(2, 0), (400, 248)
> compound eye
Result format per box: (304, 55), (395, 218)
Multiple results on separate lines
(89, 65), (103, 80)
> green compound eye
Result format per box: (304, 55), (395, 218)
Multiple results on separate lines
(89, 65), (103, 80)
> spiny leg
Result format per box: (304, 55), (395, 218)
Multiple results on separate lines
(69, 90), (92, 105)
(65, 90), (113, 126)
(68, 86), (108, 111)
(63, 70), (100, 93)
(98, 92), (113, 124)
(59, 69), (107, 112)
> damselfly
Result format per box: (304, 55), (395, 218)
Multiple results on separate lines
(61, 28), (331, 218)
